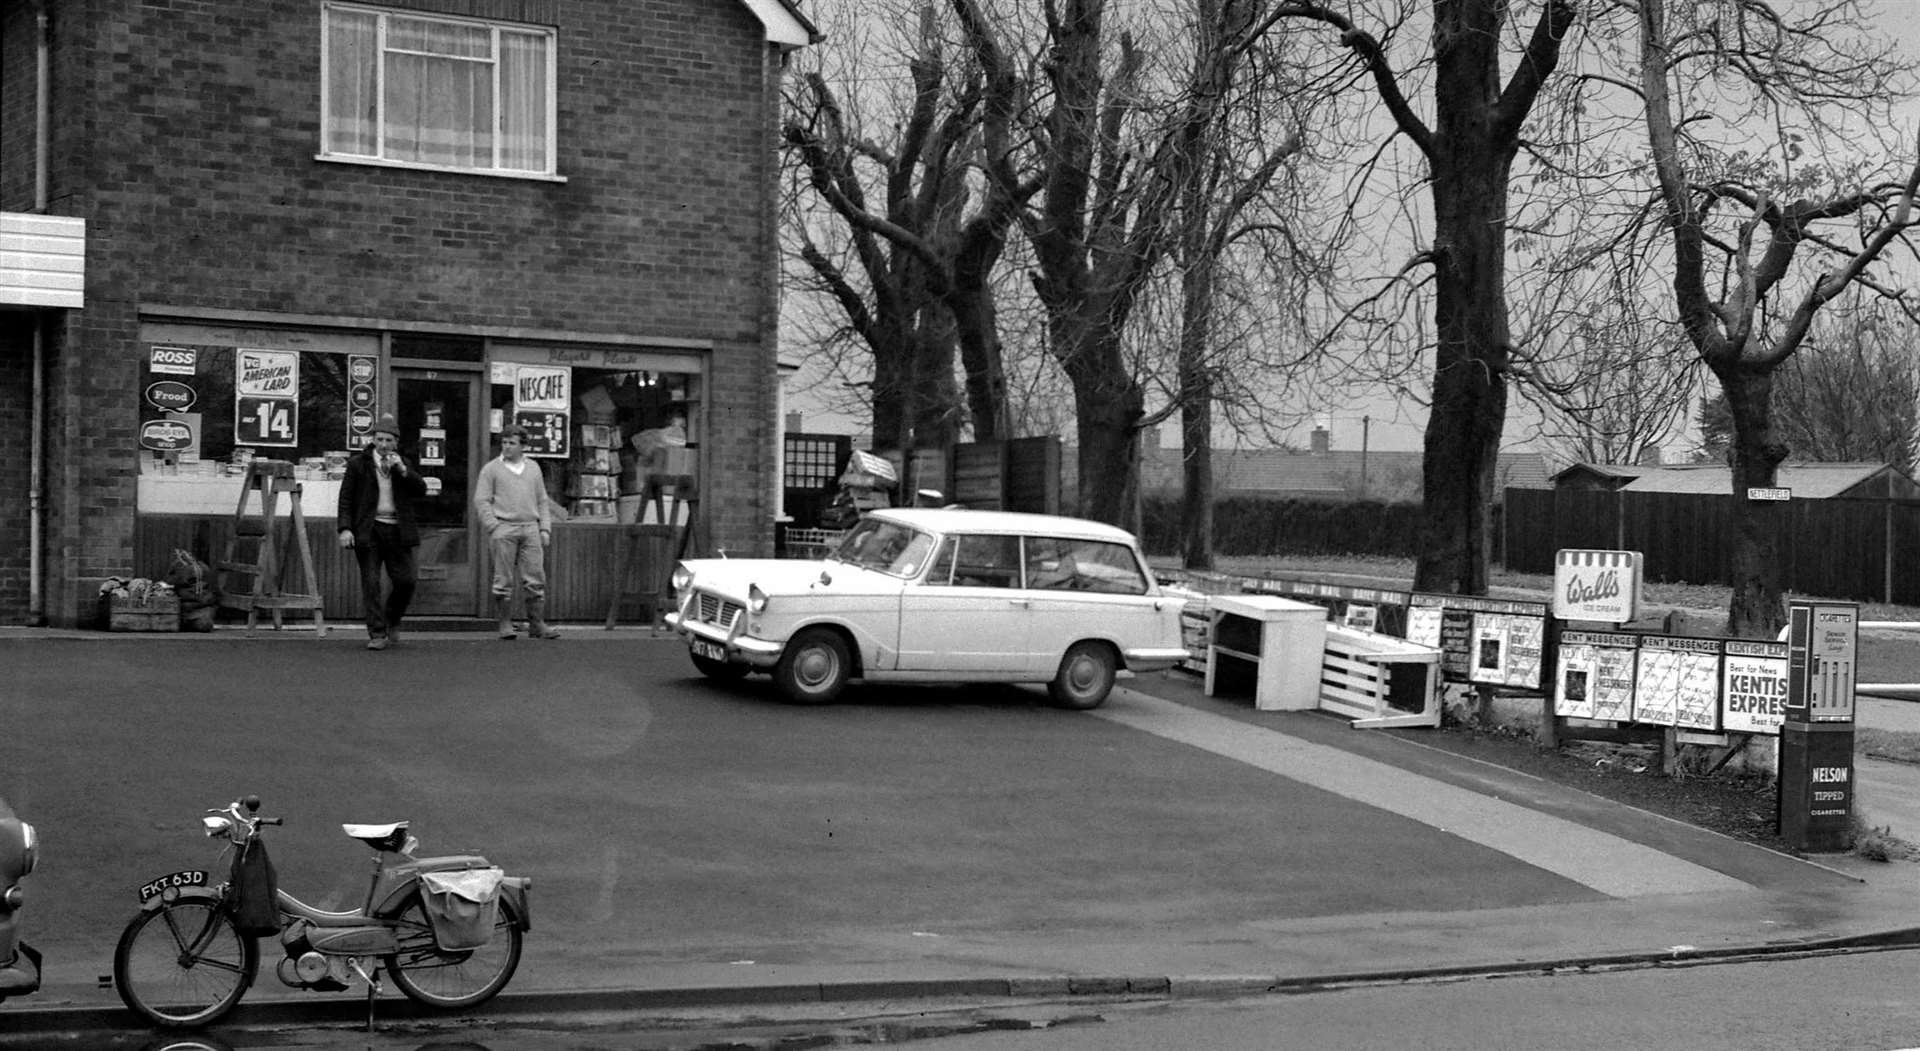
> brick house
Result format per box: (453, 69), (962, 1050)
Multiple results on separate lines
(0, 0), (815, 627)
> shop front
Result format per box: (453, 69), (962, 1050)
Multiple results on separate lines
(131, 318), (705, 624)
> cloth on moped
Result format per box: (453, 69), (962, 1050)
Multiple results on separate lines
(418, 868), (504, 952)
(230, 840), (281, 936)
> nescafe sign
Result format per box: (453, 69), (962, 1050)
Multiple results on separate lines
(139, 419), (194, 452)
(145, 381), (197, 413)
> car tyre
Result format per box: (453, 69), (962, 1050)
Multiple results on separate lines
(691, 652), (750, 681)
(1048, 641), (1117, 710)
(774, 628), (850, 704)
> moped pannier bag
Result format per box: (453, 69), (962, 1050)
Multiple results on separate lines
(229, 839), (281, 936)
(419, 867), (504, 951)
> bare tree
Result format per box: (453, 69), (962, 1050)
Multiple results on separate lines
(1275, 0), (1578, 595)
(781, 2), (1028, 466)
(952, 0), (1311, 529)
(1694, 292), (1920, 475)
(1635, 0), (1920, 636)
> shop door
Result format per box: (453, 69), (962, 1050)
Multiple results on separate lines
(394, 370), (483, 615)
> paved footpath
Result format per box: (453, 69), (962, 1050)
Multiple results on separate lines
(2, 627), (1918, 1034)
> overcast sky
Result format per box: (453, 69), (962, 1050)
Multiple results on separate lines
(780, 0), (1920, 459)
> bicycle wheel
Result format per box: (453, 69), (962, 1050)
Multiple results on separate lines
(383, 892), (522, 1009)
(113, 899), (257, 1027)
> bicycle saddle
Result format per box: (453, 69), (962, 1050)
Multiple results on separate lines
(341, 822), (410, 852)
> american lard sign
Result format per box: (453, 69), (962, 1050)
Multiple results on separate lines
(1552, 549), (1643, 623)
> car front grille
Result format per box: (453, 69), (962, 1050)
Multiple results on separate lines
(694, 591), (744, 630)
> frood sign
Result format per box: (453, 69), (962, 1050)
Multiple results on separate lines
(144, 381), (196, 413)
(1551, 549), (1643, 623)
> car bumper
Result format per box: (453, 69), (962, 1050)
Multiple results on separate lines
(0, 942), (41, 999)
(1122, 646), (1192, 674)
(663, 612), (785, 669)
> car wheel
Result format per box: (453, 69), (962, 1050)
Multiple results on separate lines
(1049, 641), (1117, 710)
(774, 628), (850, 704)
(691, 652), (750, 681)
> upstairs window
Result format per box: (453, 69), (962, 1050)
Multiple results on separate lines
(322, 3), (556, 177)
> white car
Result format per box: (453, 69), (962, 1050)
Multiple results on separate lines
(663, 508), (1190, 708)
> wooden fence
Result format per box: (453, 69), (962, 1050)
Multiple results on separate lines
(1503, 488), (1920, 606)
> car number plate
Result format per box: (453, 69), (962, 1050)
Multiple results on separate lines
(138, 869), (210, 902)
(691, 639), (726, 662)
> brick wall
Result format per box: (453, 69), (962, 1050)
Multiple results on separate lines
(3, 0), (789, 623)
(0, 319), (30, 618)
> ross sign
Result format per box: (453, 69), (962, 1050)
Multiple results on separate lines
(346, 354), (377, 448)
(144, 380), (196, 413)
(138, 418), (195, 452)
(1722, 640), (1790, 735)
(1747, 487), (1792, 501)
(1552, 549), (1642, 623)
(148, 345), (198, 376)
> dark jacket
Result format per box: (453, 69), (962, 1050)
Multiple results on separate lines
(337, 448), (428, 548)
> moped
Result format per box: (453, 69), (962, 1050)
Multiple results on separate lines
(113, 795), (531, 1028)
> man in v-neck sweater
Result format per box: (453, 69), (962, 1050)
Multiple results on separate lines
(473, 425), (562, 640)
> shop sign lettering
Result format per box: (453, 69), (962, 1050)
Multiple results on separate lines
(236, 350), (298, 396)
(515, 365), (571, 411)
(149, 346), (198, 376)
(144, 381), (196, 412)
(1552, 549), (1642, 623)
(139, 419), (194, 451)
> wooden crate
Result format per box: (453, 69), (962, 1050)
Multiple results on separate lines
(104, 593), (180, 632)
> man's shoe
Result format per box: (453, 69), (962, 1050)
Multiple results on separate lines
(530, 625), (562, 640)
(386, 625), (401, 646)
(367, 636), (390, 651)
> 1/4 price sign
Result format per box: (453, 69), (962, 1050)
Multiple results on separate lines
(234, 349), (299, 448)
(236, 396), (298, 446)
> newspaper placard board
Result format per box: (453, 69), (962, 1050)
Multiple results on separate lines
(1632, 636), (1722, 729)
(1555, 631), (1637, 721)
(1722, 640), (1790, 735)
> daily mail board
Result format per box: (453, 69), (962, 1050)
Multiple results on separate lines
(1404, 594), (1547, 690)
(1555, 633), (1789, 734)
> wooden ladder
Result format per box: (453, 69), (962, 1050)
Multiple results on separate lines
(217, 459), (328, 638)
(604, 472), (700, 631)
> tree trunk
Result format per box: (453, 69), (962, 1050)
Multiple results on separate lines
(1179, 247), (1217, 570)
(1410, 1), (1516, 598)
(1062, 332), (1145, 530)
(1719, 366), (1789, 637)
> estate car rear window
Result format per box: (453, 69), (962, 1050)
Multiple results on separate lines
(1024, 537), (1149, 594)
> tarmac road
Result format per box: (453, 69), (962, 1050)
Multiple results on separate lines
(0, 627), (1915, 1040)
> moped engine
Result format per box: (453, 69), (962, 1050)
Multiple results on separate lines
(276, 922), (352, 991)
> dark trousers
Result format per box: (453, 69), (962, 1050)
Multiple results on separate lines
(355, 522), (417, 638)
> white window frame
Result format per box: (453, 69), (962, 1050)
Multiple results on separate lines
(318, 2), (563, 181)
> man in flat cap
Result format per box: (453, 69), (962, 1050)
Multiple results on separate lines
(338, 413), (427, 651)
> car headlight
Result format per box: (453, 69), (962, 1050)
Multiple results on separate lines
(16, 822), (32, 877)
(2, 884), (20, 909)
(747, 585), (769, 614)
(670, 564), (693, 592)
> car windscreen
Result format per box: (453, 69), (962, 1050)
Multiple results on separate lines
(828, 519), (935, 578)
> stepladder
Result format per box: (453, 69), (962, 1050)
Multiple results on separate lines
(604, 473), (699, 631)
(217, 459), (327, 637)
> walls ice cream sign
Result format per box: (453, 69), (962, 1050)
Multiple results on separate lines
(1552, 549), (1643, 623)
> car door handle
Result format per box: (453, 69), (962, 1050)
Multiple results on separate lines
(1007, 598), (1031, 608)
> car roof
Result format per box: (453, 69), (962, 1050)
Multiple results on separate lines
(867, 507), (1140, 544)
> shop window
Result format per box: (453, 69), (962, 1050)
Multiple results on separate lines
(488, 368), (694, 524)
(322, 3), (556, 178)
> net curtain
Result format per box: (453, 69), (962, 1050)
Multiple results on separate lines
(326, 9), (548, 172)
